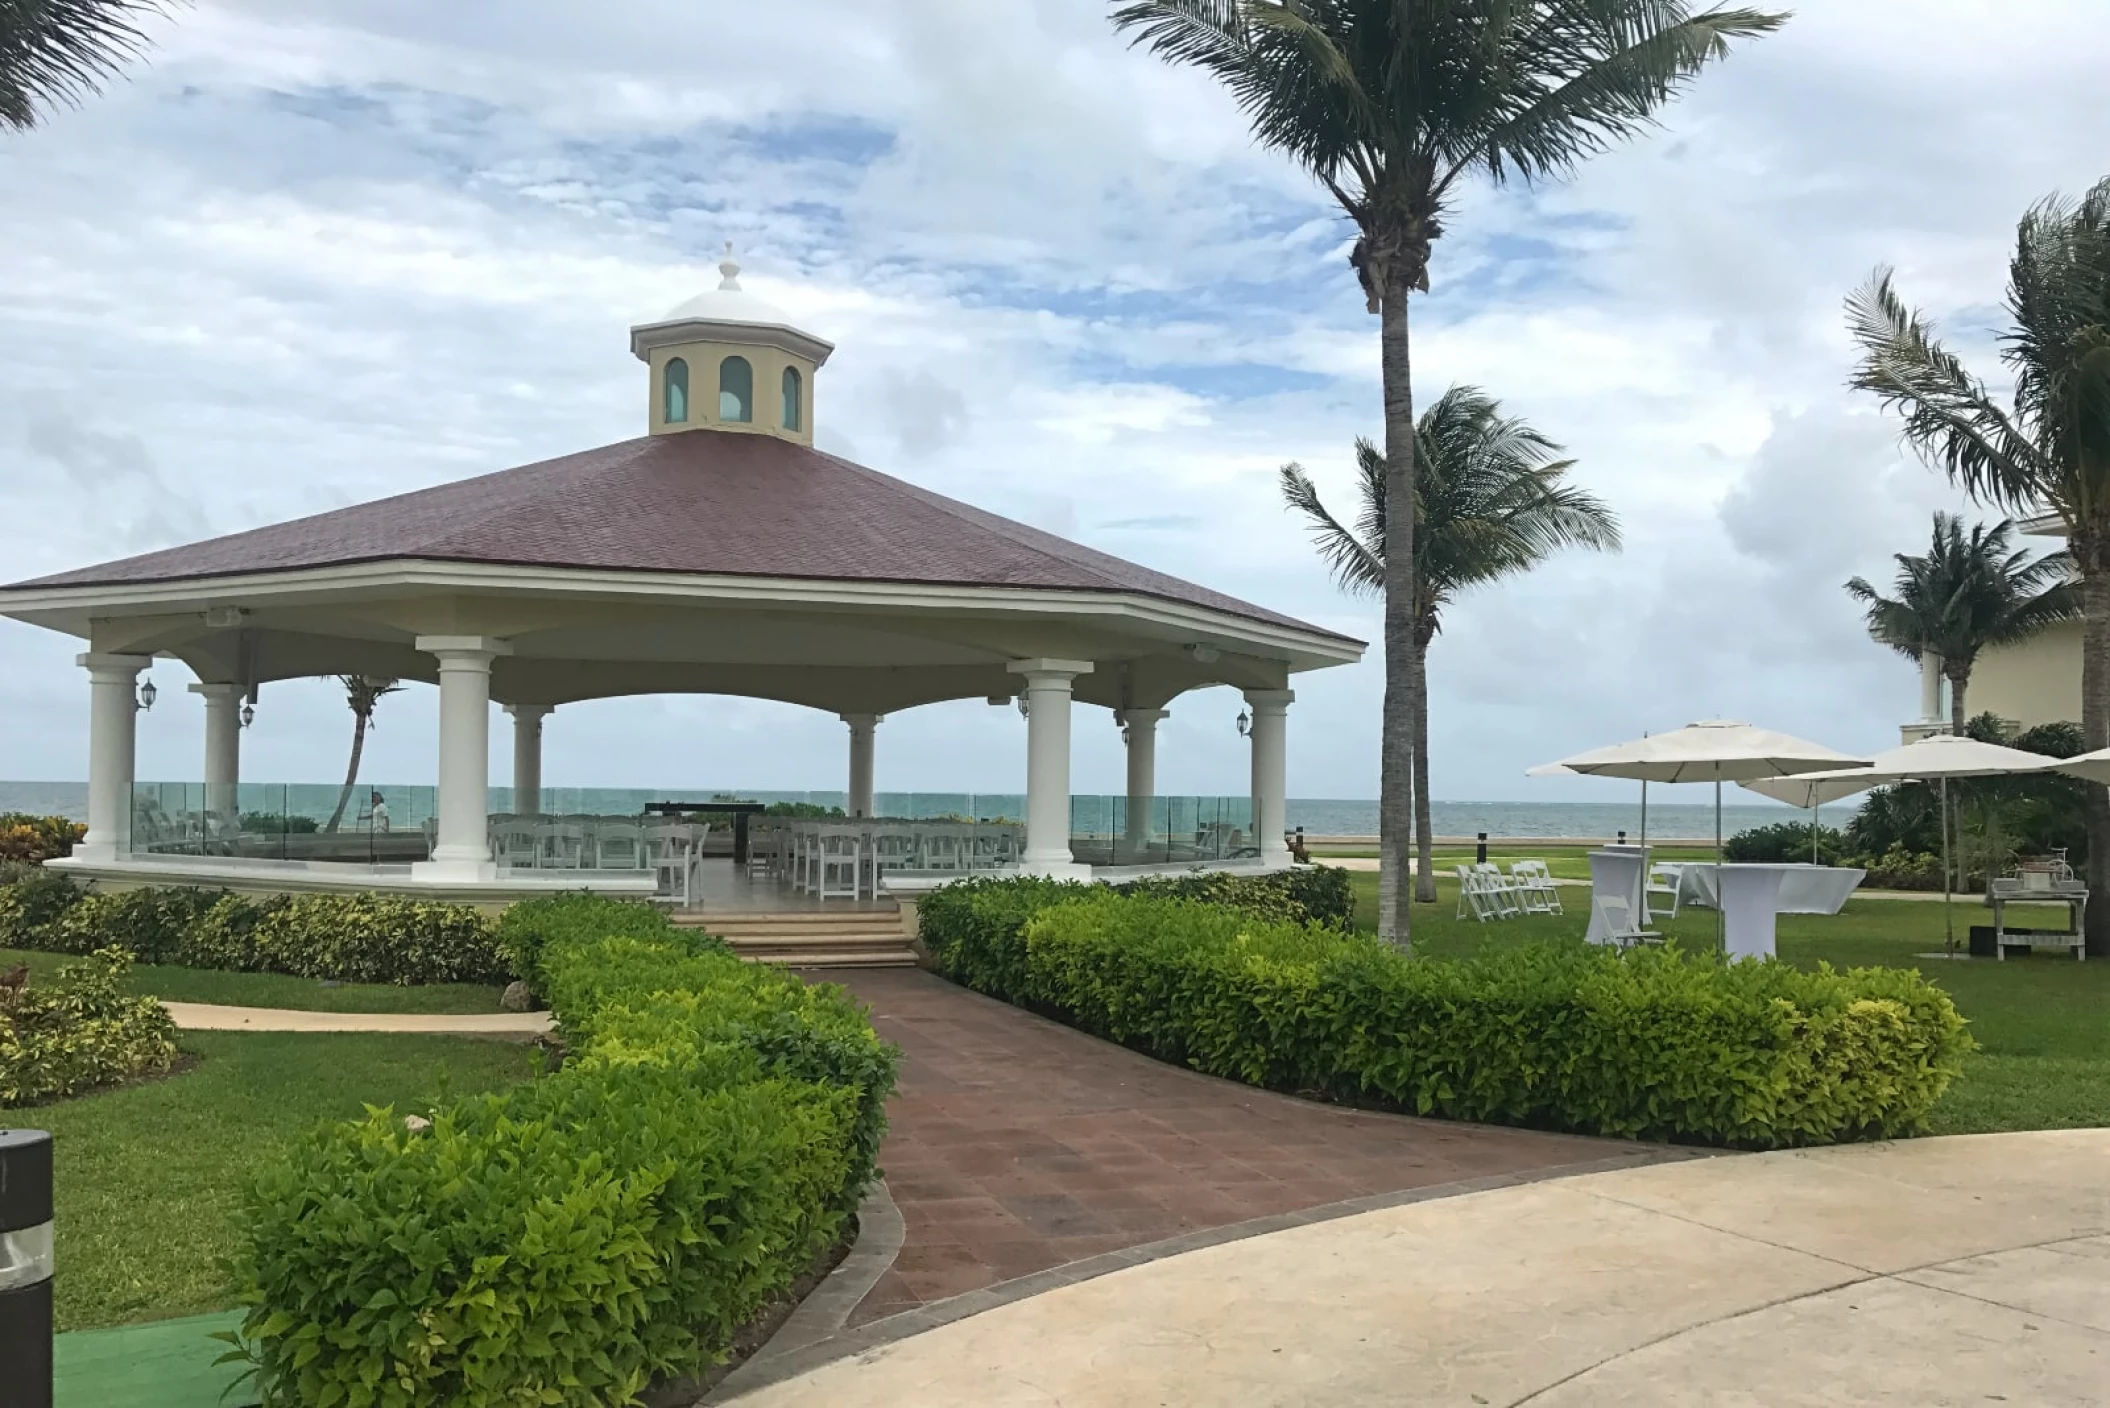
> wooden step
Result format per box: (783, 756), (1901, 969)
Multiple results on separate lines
(736, 949), (919, 969)
(723, 932), (911, 951)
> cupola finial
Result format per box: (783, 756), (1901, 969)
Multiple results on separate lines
(717, 241), (741, 291)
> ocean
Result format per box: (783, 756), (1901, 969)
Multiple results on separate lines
(0, 781), (1814, 841)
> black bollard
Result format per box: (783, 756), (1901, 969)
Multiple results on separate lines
(1475, 831), (1488, 864)
(1617, 830), (1627, 847)
(0, 1129), (55, 1408)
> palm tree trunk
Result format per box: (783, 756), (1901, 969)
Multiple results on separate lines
(1412, 636), (1436, 903)
(324, 713), (369, 834)
(2080, 540), (2110, 957)
(1948, 666), (1969, 736)
(1375, 280), (1418, 948)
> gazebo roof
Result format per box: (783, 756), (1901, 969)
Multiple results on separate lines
(11, 429), (1353, 644)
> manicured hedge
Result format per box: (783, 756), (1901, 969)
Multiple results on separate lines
(0, 874), (508, 986)
(1, 948), (179, 1106)
(229, 895), (899, 1407)
(922, 882), (1973, 1149)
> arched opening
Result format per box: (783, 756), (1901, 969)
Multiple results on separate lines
(719, 356), (753, 423)
(781, 366), (803, 431)
(663, 357), (689, 424)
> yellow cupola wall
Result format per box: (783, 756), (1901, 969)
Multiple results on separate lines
(629, 243), (834, 445)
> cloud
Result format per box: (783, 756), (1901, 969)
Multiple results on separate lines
(0, 0), (2103, 808)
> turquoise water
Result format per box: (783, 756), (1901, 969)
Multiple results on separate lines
(4, 781), (1811, 840)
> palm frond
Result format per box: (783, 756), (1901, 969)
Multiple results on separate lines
(1845, 269), (2053, 514)
(1279, 459), (1385, 595)
(1449, 5), (1788, 192)
(0, 0), (173, 131)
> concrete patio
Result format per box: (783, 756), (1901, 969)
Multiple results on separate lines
(724, 1127), (2110, 1406)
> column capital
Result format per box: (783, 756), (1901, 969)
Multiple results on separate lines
(77, 652), (151, 677)
(414, 635), (512, 660)
(188, 681), (242, 699)
(1114, 708), (1170, 729)
(1242, 688), (1295, 712)
(1008, 658), (1094, 681)
(838, 712), (885, 728)
(503, 703), (552, 722)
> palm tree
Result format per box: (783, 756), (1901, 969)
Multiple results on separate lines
(1845, 178), (2110, 953)
(1281, 385), (1621, 901)
(323, 675), (402, 834)
(1845, 513), (2076, 735)
(1, 0), (172, 132)
(1113, 1), (1783, 946)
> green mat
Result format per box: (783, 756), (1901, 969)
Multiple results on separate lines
(54, 1310), (255, 1408)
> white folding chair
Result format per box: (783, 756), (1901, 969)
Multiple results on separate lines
(1646, 865), (1682, 921)
(1473, 863), (1523, 918)
(595, 821), (646, 871)
(745, 823), (781, 880)
(492, 821), (541, 870)
(815, 827), (865, 901)
(870, 827), (918, 887)
(1455, 866), (1500, 922)
(643, 821), (703, 905)
(919, 826), (967, 873)
(1594, 895), (1664, 948)
(541, 821), (586, 870)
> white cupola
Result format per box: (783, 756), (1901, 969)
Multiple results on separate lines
(629, 243), (834, 445)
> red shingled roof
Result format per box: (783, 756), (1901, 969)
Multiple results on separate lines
(12, 430), (1351, 641)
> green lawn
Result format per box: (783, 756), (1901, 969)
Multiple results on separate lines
(1343, 870), (2110, 1136)
(2, 947), (508, 1014)
(24, 1031), (540, 1331)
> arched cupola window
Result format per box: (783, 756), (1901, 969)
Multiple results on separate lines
(719, 355), (754, 423)
(663, 357), (689, 424)
(782, 366), (803, 431)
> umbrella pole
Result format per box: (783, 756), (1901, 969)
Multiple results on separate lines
(1941, 776), (1955, 957)
(1715, 777), (1725, 956)
(1811, 800), (1820, 864)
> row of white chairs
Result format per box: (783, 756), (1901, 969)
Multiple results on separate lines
(487, 815), (711, 905)
(1454, 861), (1564, 922)
(753, 822), (1024, 901)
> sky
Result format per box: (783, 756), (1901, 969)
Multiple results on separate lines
(1, 0), (2104, 805)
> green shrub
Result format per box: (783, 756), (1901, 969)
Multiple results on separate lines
(231, 897), (898, 1407)
(495, 891), (713, 992)
(926, 888), (1973, 1149)
(0, 876), (504, 986)
(251, 894), (507, 985)
(1113, 865), (1356, 927)
(238, 811), (319, 834)
(0, 948), (179, 1106)
(0, 814), (86, 863)
(1851, 846), (1947, 891)
(0, 868), (84, 946)
(1725, 822), (1844, 865)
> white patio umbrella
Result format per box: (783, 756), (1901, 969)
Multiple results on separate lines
(1739, 772), (1882, 863)
(1533, 721), (1871, 947)
(2048, 745), (2110, 784)
(1749, 733), (2057, 954)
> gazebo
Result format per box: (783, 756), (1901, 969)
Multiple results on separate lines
(0, 250), (1363, 901)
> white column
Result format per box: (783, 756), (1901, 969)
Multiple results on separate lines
(1115, 708), (1169, 850)
(77, 653), (151, 863)
(412, 635), (509, 882)
(1009, 658), (1093, 877)
(840, 713), (881, 818)
(189, 681), (242, 829)
(1918, 651), (1944, 724)
(504, 704), (549, 816)
(1244, 689), (1294, 868)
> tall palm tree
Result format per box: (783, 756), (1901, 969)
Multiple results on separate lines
(0, 0), (172, 132)
(1113, 1), (1783, 946)
(1281, 385), (1621, 901)
(323, 675), (401, 834)
(1845, 513), (2076, 735)
(1846, 178), (2110, 953)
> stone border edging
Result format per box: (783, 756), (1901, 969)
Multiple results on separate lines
(703, 1147), (1708, 1403)
(697, 1180), (907, 1405)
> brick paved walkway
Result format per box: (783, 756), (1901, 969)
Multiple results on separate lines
(818, 968), (1679, 1326)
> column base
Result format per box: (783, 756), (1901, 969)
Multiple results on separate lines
(1256, 846), (1296, 869)
(63, 844), (121, 865)
(411, 856), (499, 884)
(1019, 857), (1094, 880)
